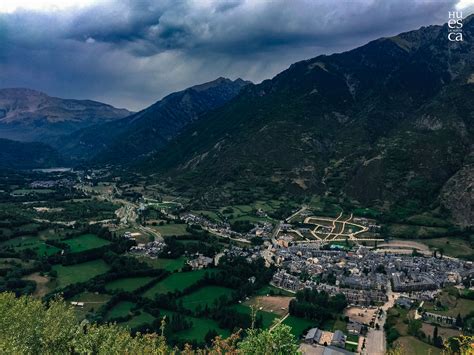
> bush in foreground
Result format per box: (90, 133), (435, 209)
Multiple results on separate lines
(0, 292), (298, 354)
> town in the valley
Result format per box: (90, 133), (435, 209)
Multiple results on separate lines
(1, 168), (472, 354)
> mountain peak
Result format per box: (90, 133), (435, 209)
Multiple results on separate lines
(189, 77), (250, 92)
(0, 88), (131, 142)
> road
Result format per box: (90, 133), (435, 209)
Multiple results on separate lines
(286, 206), (307, 222)
(363, 281), (399, 355)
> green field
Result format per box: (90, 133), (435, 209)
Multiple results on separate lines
(106, 301), (136, 319)
(230, 304), (278, 328)
(52, 259), (110, 288)
(0, 236), (60, 256)
(180, 286), (234, 311)
(283, 316), (314, 338)
(104, 276), (155, 292)
(70, 292), (112, 320)
(421, 236), (473, 259)
(136, 256), (186, 271)
(155, 223), (190, 236)
(63, 234), (111, 253)
(158, 309), (230, 343)
(122, 311), (155, 329)
(143, 269), (215, 298)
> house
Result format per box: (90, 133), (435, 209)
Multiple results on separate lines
(396, 297), (414, 309)
(187, 254), (213, 269)
(331, 330), (346, 348)
(305, 328), (322, 344)
(347, 321), (362, 335)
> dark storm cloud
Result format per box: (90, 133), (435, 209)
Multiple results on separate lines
(0, 0), (467, 110)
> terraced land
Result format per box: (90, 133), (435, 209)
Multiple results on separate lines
(52, 259), (111, 288)
(104, 276), (154, 292)
(63, 234), (111, 252)
(179, 286), (234, 311)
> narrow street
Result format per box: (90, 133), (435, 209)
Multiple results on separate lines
(363, 281), (399, 355)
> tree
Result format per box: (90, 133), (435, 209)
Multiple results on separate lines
(205, 329), (219, 345)
(407, 319), (422, 337)
(238, 324), (299, 355)
(455, 313), (463, 328)
(433, 326), (443, 348)
(0, 292), (167, 353)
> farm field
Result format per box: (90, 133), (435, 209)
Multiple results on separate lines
(154, 223), (190, 236)
(52, 259), (111, 288)
(0, 257), (34, 270)
(135, 256), (186, 271)
(70, 292), (112, 320)
(104, 276), (155, 292)
(244, 295), (292, 316)
(179, 286), (234, 311)
(63, 234), (111, 252)
(421, 237), (473, 259)
(22, 272), (53, 297)
(230, 304), (278, 328)
(106, 301), (136, 319)
(143, 269), (215, 298)
(0, 236), (60, 256)
(122, 311), (155, 329)
(158, 309), (230, 342)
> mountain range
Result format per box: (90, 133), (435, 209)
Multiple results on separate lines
(138, 15), (474, 226)
(1, 16), (473, 226)
(0, 88), (131, 142)
(54, 77), (249, 161)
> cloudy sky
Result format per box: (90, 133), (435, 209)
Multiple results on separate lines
(0, 0), (473, 110)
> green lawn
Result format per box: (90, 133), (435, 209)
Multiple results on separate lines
(230, 304), (278, 328)
(136, 256), (186, 271)
(322, 318), (347, 332)
(63, 234), (111, 253)
(106, 301), (136, 319)
(104, 276), (155, 292)
(143, 269), (215, 298)
(282, 316), (314, 338)
(180, 286), (234, 311)
(52, 259), (110, 288)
